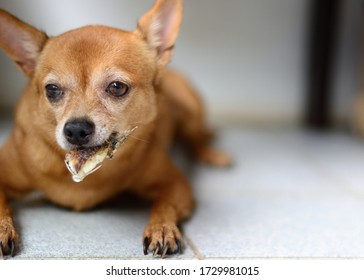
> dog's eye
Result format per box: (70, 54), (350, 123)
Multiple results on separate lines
(106, 81), (129, 97)
(45, 84), (63, 101)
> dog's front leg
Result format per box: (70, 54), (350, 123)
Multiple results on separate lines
(142, 180), (194, 258)
(0, 141), (30, 258)
(0, 190), (18, 258)
(141, 157), (195, 258)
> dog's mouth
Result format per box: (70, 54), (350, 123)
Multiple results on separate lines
(64, 127), (137, 183)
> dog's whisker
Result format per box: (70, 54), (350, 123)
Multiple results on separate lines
(127, 122), (145, 128)
(129, 135), (150, 144)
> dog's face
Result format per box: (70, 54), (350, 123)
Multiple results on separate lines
(36, 27), (158, 150)
(0, 0), (183, 151)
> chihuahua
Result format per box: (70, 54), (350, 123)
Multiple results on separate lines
(0, 0), (230, 258)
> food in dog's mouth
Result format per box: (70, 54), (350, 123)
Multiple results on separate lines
(65, 127), (137, 182)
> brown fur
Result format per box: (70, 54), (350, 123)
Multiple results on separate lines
(0, 0), (230, 258)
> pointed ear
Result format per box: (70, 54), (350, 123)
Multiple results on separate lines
(135, 0), (183, 66)
(0, 9), (48, 77)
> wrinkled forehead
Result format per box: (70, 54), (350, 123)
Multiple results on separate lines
(36, 26), (156, 84)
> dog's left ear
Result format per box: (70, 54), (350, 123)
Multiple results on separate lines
(135, 0), (183, 66)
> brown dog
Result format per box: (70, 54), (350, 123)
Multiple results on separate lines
(0, 0), (230, 258)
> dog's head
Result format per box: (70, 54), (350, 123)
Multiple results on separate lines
(0, 0), (182, 151)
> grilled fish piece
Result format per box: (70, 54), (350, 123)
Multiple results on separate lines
(65, 127), (137, 182)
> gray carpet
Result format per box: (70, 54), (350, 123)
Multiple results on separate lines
(2, 121), (364, 259)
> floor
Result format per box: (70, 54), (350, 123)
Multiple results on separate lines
(1, 120), (364, 259)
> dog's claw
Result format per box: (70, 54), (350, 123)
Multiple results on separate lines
(0, 242), (4, 260)
(0, 239), (17, 259)
(153, 242), (161, 257)
(143, 237), (150, 255)
(161, 242), (169, 258)
(9, 240), (15, 257)
(176, 238), (183, 254)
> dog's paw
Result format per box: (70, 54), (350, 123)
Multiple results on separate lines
(143, 223), (183, 258)
(196, 147), (232, 167)
(0, 218), (19, 259)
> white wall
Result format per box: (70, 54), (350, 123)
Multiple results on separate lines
(0, 0), (309, 125)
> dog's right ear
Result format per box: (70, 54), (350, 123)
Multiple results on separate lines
(0, 9), (47, 77)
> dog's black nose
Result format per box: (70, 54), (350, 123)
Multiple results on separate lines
(64, 119), (95, 146)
